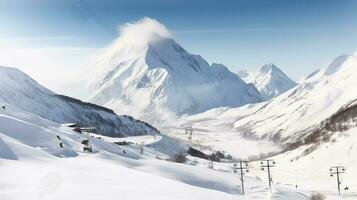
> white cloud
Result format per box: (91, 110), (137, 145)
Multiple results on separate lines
(116, 17), (172, 45)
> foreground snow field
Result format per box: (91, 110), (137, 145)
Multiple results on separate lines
(0, 103), (319, 200)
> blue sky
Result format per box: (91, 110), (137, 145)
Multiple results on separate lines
(0, 0), (356, 94)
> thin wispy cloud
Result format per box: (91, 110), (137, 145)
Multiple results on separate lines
(173, 28), (317, 34)
(0, 36), (82, 42)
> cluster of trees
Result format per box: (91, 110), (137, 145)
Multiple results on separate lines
(54, 94), (160, 137)
(55, 94), (115, 114)
(324, 100), (357, 132)
(286, 99), (357, 153)
(121, 115), (160, 133)
(187, 147), (233, 162)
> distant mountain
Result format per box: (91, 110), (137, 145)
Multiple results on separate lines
(0, 66), (159, 137)
(86, 18), (264, 122)
(233, 53), (357, 142)
(238, 63), (297, 99)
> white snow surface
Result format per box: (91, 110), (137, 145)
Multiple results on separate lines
(238, 63), (297, 99)
(86, 18), (263, 122)
(0, 104), (315, 200)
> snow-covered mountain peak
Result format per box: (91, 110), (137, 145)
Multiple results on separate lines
(87, 18), (264, 122)
(323, 54), (351, 76)
(259, 63), (279, 73)
(305, 53), (357, 82)
(239, 63), (297, 99)
(89, 18), (172, 81)
(145, 38), (208, 73)
(257, 63), (291, 81)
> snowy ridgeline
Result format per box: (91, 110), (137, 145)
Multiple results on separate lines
(0, 66), (159, 137)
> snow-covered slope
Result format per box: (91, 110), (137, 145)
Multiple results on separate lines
(0, 103), (314, 200)
(265, 126), (357, 196)
(233, 53), (357, 142)
(0, 65), (159, 137)
(86, 18), (263, 122)
(238, 63), (297, 99)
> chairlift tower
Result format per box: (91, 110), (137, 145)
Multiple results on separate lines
(260, 159), (276, 193)
(233, 161), (250, 195)
(330, 166), (346, 195)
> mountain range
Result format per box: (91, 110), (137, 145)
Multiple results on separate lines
(178, 53), (357, 145)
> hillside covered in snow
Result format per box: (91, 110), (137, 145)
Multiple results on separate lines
(233, 53), (357, 142)
(0, 103), (320, 200)
(86, 18), (264, 122)
(0, 66), (159, 137)
(238, 63), (297, 99)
